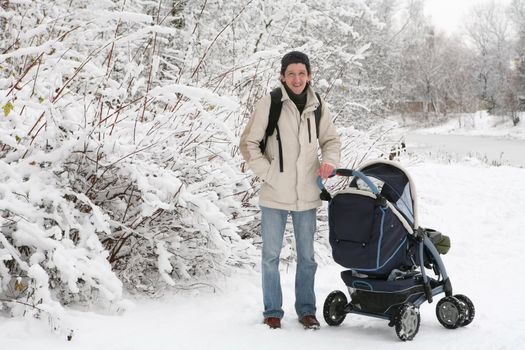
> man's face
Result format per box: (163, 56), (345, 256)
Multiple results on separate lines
(281, 63), (310, 95)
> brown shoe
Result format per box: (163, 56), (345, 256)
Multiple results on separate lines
(264, 317), (281, 329)
(299, 315), (320, 330)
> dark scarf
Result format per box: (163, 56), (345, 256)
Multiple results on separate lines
(283, 83), (309, 114)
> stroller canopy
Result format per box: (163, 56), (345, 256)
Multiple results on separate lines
(350, 160), (418, 228)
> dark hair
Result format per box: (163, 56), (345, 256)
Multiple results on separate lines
(280, 51), (311, 75)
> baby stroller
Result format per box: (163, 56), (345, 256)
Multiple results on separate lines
(317, 160), (475, 341)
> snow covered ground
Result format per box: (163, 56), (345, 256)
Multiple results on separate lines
(2, 116), (525, 349)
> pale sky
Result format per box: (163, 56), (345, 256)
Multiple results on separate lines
(424, 0), (511, 34)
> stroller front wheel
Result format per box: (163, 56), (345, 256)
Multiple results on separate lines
(394, 303), (420, 341)
(436, 296), (465, 329)
(454, 294), (475, 327)
(323, 290), (348, 326)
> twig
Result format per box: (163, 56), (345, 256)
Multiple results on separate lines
(192, 0), (208, 35)
(121, 184), (135, 223)
(100, 95), (144, 124)
(84, 142), (159, 196)
(6, 52), (45, 96)
(52, 56), (93, 103)
(0, 297), (44, 311)
(191, 0), (254, 79)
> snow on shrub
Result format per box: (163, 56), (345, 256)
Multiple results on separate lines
(0, 0), (257, 324)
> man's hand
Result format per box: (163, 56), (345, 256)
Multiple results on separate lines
(319, 163), (335, 179)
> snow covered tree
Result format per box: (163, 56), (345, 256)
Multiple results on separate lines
(464, 1), (513, 114)
(435, 36), (480, 114)
(389, 0), (437, 115)
(509, 0), (525, 123)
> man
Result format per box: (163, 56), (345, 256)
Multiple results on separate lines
(239, 51), (341, 330)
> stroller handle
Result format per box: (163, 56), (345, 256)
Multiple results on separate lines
(316, 168), (380, 195)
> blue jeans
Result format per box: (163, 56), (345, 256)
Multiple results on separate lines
(260, 206), (318, 319)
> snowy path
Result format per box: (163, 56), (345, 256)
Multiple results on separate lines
(2, 162), (525, 349)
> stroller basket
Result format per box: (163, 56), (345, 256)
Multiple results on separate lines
(341, 270), (427, 316)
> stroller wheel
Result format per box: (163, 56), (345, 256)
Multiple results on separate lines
(436, 296), (465, 329)
(454, 294), (475, 327)
(323, 290), (347, 326)
(394, 303), (420, 341)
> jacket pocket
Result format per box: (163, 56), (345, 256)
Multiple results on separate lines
(263, 157), (278, 185)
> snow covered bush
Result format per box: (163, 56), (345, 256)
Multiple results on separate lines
(0, 0), (259, 320)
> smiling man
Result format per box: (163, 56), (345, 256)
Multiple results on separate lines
(239, 51), (341, 330)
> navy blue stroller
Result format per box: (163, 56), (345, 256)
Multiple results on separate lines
(318, 160), (475, 341)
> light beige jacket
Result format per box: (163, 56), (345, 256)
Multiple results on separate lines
(239, 83), (341, 211)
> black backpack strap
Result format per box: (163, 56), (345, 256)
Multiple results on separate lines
(260, 88), (284, 172)
(267, 88), (283, 140)
(275, 124), (283, 173)
(314, 92), (322, 138)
